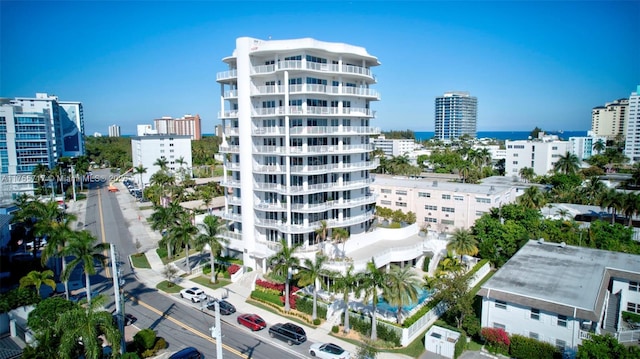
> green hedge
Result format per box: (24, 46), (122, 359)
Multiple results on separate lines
(250, 290), (282, 307)
(296, 296), (327, 319)
(454, 331), (467, 359)
(622, 311), (640, 323)
(422, 257), (430, 272)
(347, 313), (401, 347)
(403, 298), (439, 328)
(509, 334), (562, 359)
(0, 287), (40, 313)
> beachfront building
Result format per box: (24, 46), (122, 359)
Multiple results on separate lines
(624, 86), (640, 164)
(505, 133), (571, 177)
(591, 98), (629, 141)
(372, 136), (417, 157)
(434, 91), (477, 141)
(154, 114), (202, 140)
(370, 174), (515, 232)
(568, 131), (607, 160)
(130, 135), (192, 186)
(479, 239), (640, 357)
(108, 124), (121, 137)
(136, 124), (156, 136)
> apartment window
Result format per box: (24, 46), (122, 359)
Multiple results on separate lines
(529, 332), (539, 340)
(424, 205), (437, 211)
(530, 308), (540, 320)
(395, 190), (407, 195)
(629, 281), (640, 292)
(453, 195), (464, 201)
(418, 192), (431, 198)
(493, 323), (506, 330)
(495, 300), (507, 309)
(555, 339), (566, 351)
(552, 146), (558, 150)
(441, 219), (454, 225)
(513, 161), (518, 165)
(442, 207), (455, 213)
(476, 197), (491, 204)
(381, 189), (392, 194)
(557, 315), (567, 327)
(425, 217), (437, 223)
(513, 153), (518, 157)
(396, 202), (407, 207)
(627, 302), (640, 314)
(475, 210), (487, 216)
(381, 200), (391, 205)
(442, 194), (451, 200)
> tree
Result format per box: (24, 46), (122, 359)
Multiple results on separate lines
(331, 227), (350, 258)
(581, 176), (606, 204)
(332, 265), (360, 334)
(593, 139), (606, 155)
(132, 164), (147, 188)
(61, 230), (110, 306)
(27, 297), (78, 335)
(530, 127), (543, 139)
(19, 270), (56, 298)
(153, 157), (169, 172)
(356, 259), (386, 341)
(383, 265), (422, 324)
(553, 151), (581, 175)
(295, 255), (328, 321)
(518, 167), (535, 183)
(152, 203), (182, 258)
(447, 228), (478, 259)
(577, 333), (640, 359)
(430, 270), (474, 329)
(315, 220), (329, 245)
(518, 186), (546, 210)
(598, 188), (623, 224)
(194, 215), (229, 283)
(268, 238), (301, 312)
(355, 340), (379, 359)
(41, 211), (77, 299)
(168, 211), (198, 273)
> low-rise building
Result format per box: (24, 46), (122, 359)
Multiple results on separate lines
(568, 131), (606, 160)
(372, 136), (417, 157)
(131, 135), (192, 186)
(478, 239), (640, 357)
(505, 133), (571, 177)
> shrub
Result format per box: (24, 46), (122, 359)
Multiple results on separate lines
(481, 327), (510, 353)
(227, 264), (241, 275)
(347, 313), (401, 347)
(296, 297), (327, 318)
(509, 334), (561, 359)
(153, 337), (167, 351)
(250, 290), (282, 307)
(454, 331), (467, 359)
(622, 311), (640, 323)
(134, 328), (157, 351)
(255, 279), (300, 293)
(332, 325), (339, 333)
(422, 257), (430, 272)
(279, 294), (297, 309)
(156, 247), (168, 259)
(141, 349), (155, 358)
(121, 353), (141, 359)
(313, 318), (321, 325)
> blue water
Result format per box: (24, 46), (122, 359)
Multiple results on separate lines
(375, 289), (432, 314)
(414, 130), (588, 142)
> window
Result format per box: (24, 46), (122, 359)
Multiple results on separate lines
(529, 332), (539, 340)
(530, 308), (540, 320)
(424, 205), (437, 211)
(555, 339), (566, 351)
(442, 194), (451, 200)
(381, 189), (391, 194)
(396, 202), (407, 207)
(627, 302), (640, 314)
(441, 219), (454, 225)
(425, 217), (437, 223)
(557, 315), (567, 327)
(476, 197), (491, 204)
(493, 323), (506, 330)
(395, 190), (407, 195)
(442, 207), (455, 213)
(453, 195), (464, 201)
(495, 300), (507, 309)
(630, 281), (639, 292)
(418, 192), (431, 198)
(476, 210), (487, 216)
(380, 200), (391, 205)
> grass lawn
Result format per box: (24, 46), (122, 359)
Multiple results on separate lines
(467, 339), (483, 351)
(191, 275), (231, 290)
(158, 248), (200, 265)
(130, 253), (151, 269)
(156, 280), (182, 293)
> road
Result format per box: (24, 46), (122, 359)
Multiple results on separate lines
(82, 169), (310, 358)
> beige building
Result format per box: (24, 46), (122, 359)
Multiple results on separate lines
(591, 98), (628, 140)
(154, 114), (202, 140)
(370, 174), (516, 232)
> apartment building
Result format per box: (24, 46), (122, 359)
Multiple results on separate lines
(154, 114), (202, 140)
(370, 174), (515, 232)
(136, 124), (156, 136)
(372, 136), (416, 157)
(108, 124), (121, 137)
(131, 135), (192, 186)
(505, 133), (571, 177)
(479, 239), (640, 356)
(434, 91), (477, 141)
(568, 131), (606, 160)
(591, 98), (628, 140)
(216, 37), (382, 270)
(624, 86), (640, 163)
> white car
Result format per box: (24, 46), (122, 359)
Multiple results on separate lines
(179, 287), (207, 303)
(309, 343), (350, 359)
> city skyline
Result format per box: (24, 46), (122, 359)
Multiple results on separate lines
(1, 1), (638, 136)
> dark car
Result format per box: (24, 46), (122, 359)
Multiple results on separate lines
(112, 313), (137, 326)
(206, 299), (236, 315)
(169, 347), (202, 359)
(237, 313), (266, 331)
(268, 322), (307, 345)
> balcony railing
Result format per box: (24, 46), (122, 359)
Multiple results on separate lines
(290, 195), (376, 212)
(253, 164), (285, 173)
(219, 230), (242, 241)
(216, 69), (237, 81)
(227, 196), (241, 205)
(220, 179), (241, 188)
(223, 127), (239, 135)
(327, 211), (374, 227)
(218, 110), (238, 119)
(253, 145), (286, 154)
(223, 90), (238, 98)
(254, 201), (287, 212)
(225, 162), (241, 171)
(219, 145), (240, 153)
(220, 212), (242, 222)
(252, 127), (286, 136)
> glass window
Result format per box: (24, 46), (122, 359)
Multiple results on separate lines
(557, 315), (567, 327)
(442, 194), (451, 200)
(529, 332), (539, 340)
(530, 308), (540, 320)
(418, 192), (431, 198)
(424, 205), (437, 211)
(495, 300), (507, 309)
(493, 322), (505, 330)
(630, 281), (639, 292)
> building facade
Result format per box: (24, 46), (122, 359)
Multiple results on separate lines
(434, 91), (477, 141)
(624, 86), (640, 163)
(505, 134), (571, 177)
(154, 114), (202, 140)
(108, 124), (121, 137)
(370, 174), (515, 232)
(372, 137), (416, 157)
(216, 37), (380, 269)
(479, 240), (640, 356)
(130, 135), (192, 186)
(136, 124), (156, 136)
(568, 131), (606, 160)
(591, 98), (628, 140)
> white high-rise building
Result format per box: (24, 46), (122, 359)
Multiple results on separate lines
(591, 98), (628, 140)
(216, 37), (382, 270)
(505, 133), (571, 177)
(624, 86), (640, 163)
(435, 91), (477, 141)
(131, 135), (192, 186)
(108, 124), (121, 137)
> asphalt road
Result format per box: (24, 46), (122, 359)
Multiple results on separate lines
(82, 170), (310, 359)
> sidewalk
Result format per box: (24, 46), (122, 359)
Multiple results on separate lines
(105, 182), (414, 359)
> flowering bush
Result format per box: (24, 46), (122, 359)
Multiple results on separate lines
(481, 327), (510, 352)
(227, 264), (241, 276)
(255, 279), (299, 293)
(280, 294), (297, 309)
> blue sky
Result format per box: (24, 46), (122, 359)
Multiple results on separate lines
(1, 1), (638, 136)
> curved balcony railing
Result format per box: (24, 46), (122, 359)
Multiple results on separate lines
(288, 126), (380, 136)
(290, 195), (376, 212)
(253, 145), (286, 154)
(252, 127), (286, 136)
(219, 145), (240, 153)
(251, 106), (375, 118)
(225, 162), (241, 171)
(220, 212), (242, 222)
(227, 196), (241, 205)
(327, 211), (374, 227)
(223, 126), (239, 136)
(253, 164), (285, 173)
(216, 69), (237, 81)
(254, 201), (287, 212)
(223, 90), (238, 99)
(219, 179), (241, 188)
(218, 110), (238, 119)
(288, 144), (374, 155)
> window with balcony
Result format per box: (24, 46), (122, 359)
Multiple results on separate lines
(530, 308), (540, 320)
(495, 300), (507, 309)
(306, 55), (326, 63)
(557, 315), (567, 327)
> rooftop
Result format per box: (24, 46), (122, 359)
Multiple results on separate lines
(372, 174), (512, 196)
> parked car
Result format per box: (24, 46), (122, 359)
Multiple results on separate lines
(206, 299), (236, 315)
(268, 322), (306, 345)
(169, 347), (203, 359)
(237, 313), (266, 331)
(309, 343), (350, 359)
(179, 287), (207, 303)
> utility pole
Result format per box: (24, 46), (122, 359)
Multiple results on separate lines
(210, 301), (223, 359)
(110, 243), (126, 355)
(70, 164), (77, 202)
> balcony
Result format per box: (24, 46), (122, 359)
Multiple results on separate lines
(288, 126), (381, 136)
(253, 182), (286, 193)
(254, 201), (287, 212)
(227, 196), (241, 205)
(218, 110), (238, 119)
(219, 145), (240, 153)
(216, 69), (237, 81)
(251, 85), (283, 96)
(290, 163), (340, 174)
(225, 162), (241, 171)
(253, 145), (286, 154)
(327, 211), (374, 227)
(223, 126), (239, 136)
(290, 195), (376, 212)
(252, 127), (286, 136)
(220, 212), (242, 222)
(223, 90), (238, 99)
(252, 107), (286, 117)
(220, 179), (241, 188)
(288, 144), (374, 155)
(253, 164), (285, 173)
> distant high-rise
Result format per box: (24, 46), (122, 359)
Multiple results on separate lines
(624, 86), (640, 163)
(108, 124), (121, 137)
(434, 91), (477, 141)
(154, 114), (202, 140)
(591, 98), (628, 140)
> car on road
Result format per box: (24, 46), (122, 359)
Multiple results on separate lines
(179, 287), (207, 303)
(237, 313), (266, 331)
(268, 322), (306, 345)
(112, 313), (137, 326)
(169, 347), (203, 359)
(309, 342), (351, 359)
(206, 299), (236, 315)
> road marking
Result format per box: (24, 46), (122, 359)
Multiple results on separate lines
(131, 297), (247, 358)
(97, 186), (111, 278)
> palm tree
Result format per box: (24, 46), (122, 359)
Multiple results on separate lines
(32, 163), (51, 194)
(598, 188), (623, 224)
(61, 230), (110, 306)
(168, 211), (198, 273)
(518, 186), (546, 210)
(582, 176), (606, 204)
(519, 167), (535, 183)
(553, 151), (581, 175)
(152, 202), (182, 258)
(436, 251), (464, 277)
(55, 296), (121, 359)
(447, 228), (478, 259)
(41, 212), (77, 299)
(593, 139), (606, 155)
(19, 270), (56, 297)
(458, 162), (472, 183)
(295, 255), (328, 321)
(194, 215), (229, 283)
(268, 238), (301, 312)
(132, 164), (147, 188)
(315, 220), (329, 253)
(621, 192), (640, 227)
(383, 266), (422, 325)
(331, 227), (350, 258)
(356, 259), (386, 341)
(154, 157), (169, 172)
(332, 265), (360, 334)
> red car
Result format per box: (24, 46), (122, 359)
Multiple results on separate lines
(237, 314), (266, 331)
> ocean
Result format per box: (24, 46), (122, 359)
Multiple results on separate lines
(414, 130), (588, 142)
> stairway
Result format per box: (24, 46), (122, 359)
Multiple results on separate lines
(227, 269), (261, 298)
(604, 291), (620, 332)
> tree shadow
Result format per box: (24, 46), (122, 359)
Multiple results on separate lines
(239, 339), (263, 359)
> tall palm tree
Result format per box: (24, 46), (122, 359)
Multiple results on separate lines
(581, 176), (606, 204)
(332, 265), (360, 334)
(55, 296), (121, 359)
(41, 212), (77, 299)
(295, 255), (328, 321)
(152, 202), (183, 258)
(331, 227), (350, 258)
(383, 266), (422, 325)
(621, 192), (640, 227)
(593, 139), (606, 155)
(19, 270), (56, 297)
(447, 228), (478, 259)
(519, 167), (535, 183)
(356, 259), (386, 341)
(553, 151), (581, 175)
(168, 211), (198, 273)
(194, 215), (229, 283)
(32, 164), (51, 194)
(518, 186), (546, 210)
(268, 238), (301, 312)
(154, 157), (169, 172)
(458, 162), (472, 183)
(61, 230), (110, 306)
(598, 188), (623, 224)
(132, 164), (147, 188)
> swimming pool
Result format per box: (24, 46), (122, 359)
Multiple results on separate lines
(374, 288), (432, 314)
